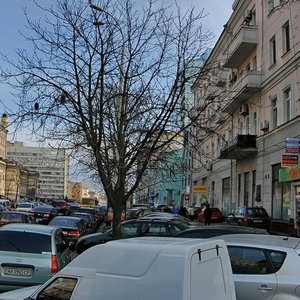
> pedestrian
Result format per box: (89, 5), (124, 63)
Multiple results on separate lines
(204, 203), (212, 225)
(178, 205), (188, 218)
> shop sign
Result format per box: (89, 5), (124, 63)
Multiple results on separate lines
(281, 154), (298, 167)
(193, 185), (208, 194)
(279, 164), (300, 182)
(285, 137), (300, 153)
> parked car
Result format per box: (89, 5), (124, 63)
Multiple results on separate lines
(0, 223), (72, 292)
(31, 205), (59, 224)
(174, 224), (269, 238)
(0, 211), (36, 227)
(208, 234), (300, 300)
(125, 207), (158, 219)
(16, 202), (35, 212)
(75, 218), (190, 254)
(0, 199), (11, 211)
(50, 200), (69, 215)
(74, 207), (102, 226)
(198, 207), (223, 223)
(48, 216), (88, 244)
(227, 206), (270, 230)
(140, 212), (192, 226)
(70, 212), (98, 234)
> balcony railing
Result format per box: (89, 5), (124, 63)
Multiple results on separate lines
(222, 70), (262, 114)
(219, 134), (257, 160)
(223, 25), (258, 69)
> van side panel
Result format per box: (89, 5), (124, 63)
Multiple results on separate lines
(191, 246), (234, 300)
(89, 255), (186, 300)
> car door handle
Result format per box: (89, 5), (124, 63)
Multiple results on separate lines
(257, 285), (273, 291)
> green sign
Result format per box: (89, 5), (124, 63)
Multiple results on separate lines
(279, 164), (300, 182)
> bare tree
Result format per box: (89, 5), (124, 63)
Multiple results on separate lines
(0, 0), (213, 238)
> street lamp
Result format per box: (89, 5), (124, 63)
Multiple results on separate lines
(89, 2), (126, 120)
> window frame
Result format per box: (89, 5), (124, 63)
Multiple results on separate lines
(282, 21), (291, 54)
(270, 35), (277, 66)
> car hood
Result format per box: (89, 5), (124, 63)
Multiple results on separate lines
(0, 285), (40, 300)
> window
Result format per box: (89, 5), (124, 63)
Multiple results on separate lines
(252, 56), (257, 70)
(37, 277), (78, 300)
(282, 21), (291, 54)
(252, 111), (257, 134)
(284, 87), (292, 121)
(0, 232), (51, 253)
(252, 170), (256, 206)
(268, 0), (275, 12)
(244, 172), (249, 207)
(270, 35), (276, 66)
(228, 246), (276, 275)
(271, 97), (278, 129)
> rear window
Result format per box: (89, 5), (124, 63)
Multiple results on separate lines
(1, 213), (23, 222)
(0, 231), (51, 253)
(247, 208), (268, 217)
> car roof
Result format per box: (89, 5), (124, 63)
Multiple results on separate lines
(51, 216), (83, 221)
(210, 234), (300, 249)
(0, 223), (58, 235)
(1, 211), (32, 215)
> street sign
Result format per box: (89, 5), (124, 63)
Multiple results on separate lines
(285, 137), (300, 153)
(281, 154), (298, 167)
(193, 185), (208, 194)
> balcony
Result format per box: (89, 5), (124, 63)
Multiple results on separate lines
(222, 70), (262, 114)
(223, 25), (258, 69)
(219, 134), (257, 160)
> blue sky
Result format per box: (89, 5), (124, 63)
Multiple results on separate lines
(0, 0), (233, 143)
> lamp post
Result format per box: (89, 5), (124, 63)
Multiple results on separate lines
(89, 2), (125, 105)
(89, 2), (128, 218)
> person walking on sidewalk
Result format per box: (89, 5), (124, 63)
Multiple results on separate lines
(204, 203), (212, 225)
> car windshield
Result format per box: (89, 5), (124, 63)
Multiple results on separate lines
(0, 231), (51, 253)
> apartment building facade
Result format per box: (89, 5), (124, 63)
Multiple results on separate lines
(7, 141), (69, 200)
(191, 0), (300, 235)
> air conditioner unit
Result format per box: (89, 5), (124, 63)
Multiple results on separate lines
(239, 104), (249, 116)
(260, 120), (269, 131)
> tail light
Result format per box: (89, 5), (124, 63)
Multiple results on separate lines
(68, 230), (80, 237)
(51, 255), (59, 273)
(242, 217), (249, 225)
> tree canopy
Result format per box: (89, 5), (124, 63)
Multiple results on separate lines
(0, 0), (214, 238)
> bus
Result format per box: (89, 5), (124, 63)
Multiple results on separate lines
(80, 197), (98, 207)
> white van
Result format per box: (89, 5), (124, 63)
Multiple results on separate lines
(0, 237), (237, 300)
(0, 199), (11, 211)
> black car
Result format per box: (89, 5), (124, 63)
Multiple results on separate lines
(174, 224), (269, 239)
(70, 212), (98, 234)
(31, 205), (59, 224)
(74, 207), (102, 226)
(50, 200), (69, 215)
(48, 216), (88, 243)
(75, 218), (190, 254)
(226, 206), (270, 230)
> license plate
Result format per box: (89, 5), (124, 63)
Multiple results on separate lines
(253, 220), (263, 223)
(4, 267), (32, 277)
(36, 218), (43, 222)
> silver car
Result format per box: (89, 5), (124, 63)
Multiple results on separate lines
(0, 223), (72, 292)
(211, 234), (300, 300)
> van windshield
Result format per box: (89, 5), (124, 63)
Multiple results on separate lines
(0, 231), (51, 253)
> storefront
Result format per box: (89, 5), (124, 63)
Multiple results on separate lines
(271, 164), (300, 236)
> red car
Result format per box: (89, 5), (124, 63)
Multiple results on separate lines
(198, 207), (223, 223)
